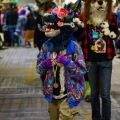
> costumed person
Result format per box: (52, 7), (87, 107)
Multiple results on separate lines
(34, 0), (55, 50)
(36, 0), (87, 120)
(14, 8), (29, 46)
(34, 0), (56, 84)
(80, 0), (118, 120)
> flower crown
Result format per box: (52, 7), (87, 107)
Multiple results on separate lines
(51, 7), (71, 27)
(52, 7), (69, 21)
(53, 0), (81, 26)
(44, 0), (81, 27)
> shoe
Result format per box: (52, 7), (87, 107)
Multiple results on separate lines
(85, 95), (91, 102)
(116, 49), (120, 54)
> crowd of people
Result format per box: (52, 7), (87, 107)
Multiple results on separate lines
(0, 3), (37, 48)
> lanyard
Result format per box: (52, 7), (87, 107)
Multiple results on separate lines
(53, 65), (58, 88)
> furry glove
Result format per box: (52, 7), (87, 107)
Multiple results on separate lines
(41, 57), (53, 68)
(56, 53), (71, 66)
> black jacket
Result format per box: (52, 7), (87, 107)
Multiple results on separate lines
(6, 9), (18, 26)
(34, 14), (48, 50)
(25, 13), (36, 30)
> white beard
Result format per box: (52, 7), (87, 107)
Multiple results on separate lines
(89, 11), (107, 26)
(89, 1), (108, 26)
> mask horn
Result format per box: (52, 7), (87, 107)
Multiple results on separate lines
(65, 0), (81, 19)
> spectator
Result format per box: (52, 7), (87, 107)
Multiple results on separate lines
(115, 28), (120, 55)
(114, 5), (120, 55)
(6, 4), (18, 46)
(25, 12), (36, 47)
(34, 0), (55, 50)
(34, 13), (47, 50)
(2, 8), (11, 46)
(14, 8), (28, 47)
(34, 0), (56, 83)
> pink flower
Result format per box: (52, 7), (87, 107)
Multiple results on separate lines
(57, 12), (65, 19)
(57, 8), (69, 19)
(52, 7), (59, 15)
(60, 8), (69, 16)
(57, 21), (63, 27)
(52, 7), (69, 19)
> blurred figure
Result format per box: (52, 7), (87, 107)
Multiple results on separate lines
(34, 10), (48, 50)
(34, 0), (56, 84)
(113, 4), (120, 55)
(0, 3), (5, 49)
(25, 12), (36, 47)
(2, 8), (11, 46)
(0, 8), (4, 32)
(115, 29), (120, 55)
(6, 4), (18, 46)
(34, 0), (55, 50)
(116, 5), (120, 27)
(14, 8), (28, 46)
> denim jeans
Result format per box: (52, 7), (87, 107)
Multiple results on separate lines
(115, 39), (120, 49)
(8, 25), (16, 46)
(88, 60), (112, 120)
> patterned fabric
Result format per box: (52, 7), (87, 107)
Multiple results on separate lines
(36, 40), (86, 108)
(81, 13), (118, 61)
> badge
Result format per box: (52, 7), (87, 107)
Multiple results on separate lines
(54, 83), (58, 88)
(95, 38), (106, 53)
(92, 32), (99, 39)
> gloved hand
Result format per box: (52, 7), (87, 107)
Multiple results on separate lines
(41, 57), (53, 68)
(56, 53), (71, 66)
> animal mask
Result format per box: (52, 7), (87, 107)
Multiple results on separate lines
(42, 0), (82, 52)
(84, 0), (112, 24)
(35, 0), (55, 16)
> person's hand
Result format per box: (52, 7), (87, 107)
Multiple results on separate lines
(56, 53), (69, 65)
(41, 57), (53, 68)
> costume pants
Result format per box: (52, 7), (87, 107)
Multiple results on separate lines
(88, 60), (112, 120)
(48, 98), (79, 120)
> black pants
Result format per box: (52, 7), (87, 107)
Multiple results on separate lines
(41, 75), (46, 85)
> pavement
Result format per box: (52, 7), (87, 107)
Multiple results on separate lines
(0, 47), (120, 120)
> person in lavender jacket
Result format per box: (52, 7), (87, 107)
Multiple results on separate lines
(36, 0), (87, 119)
